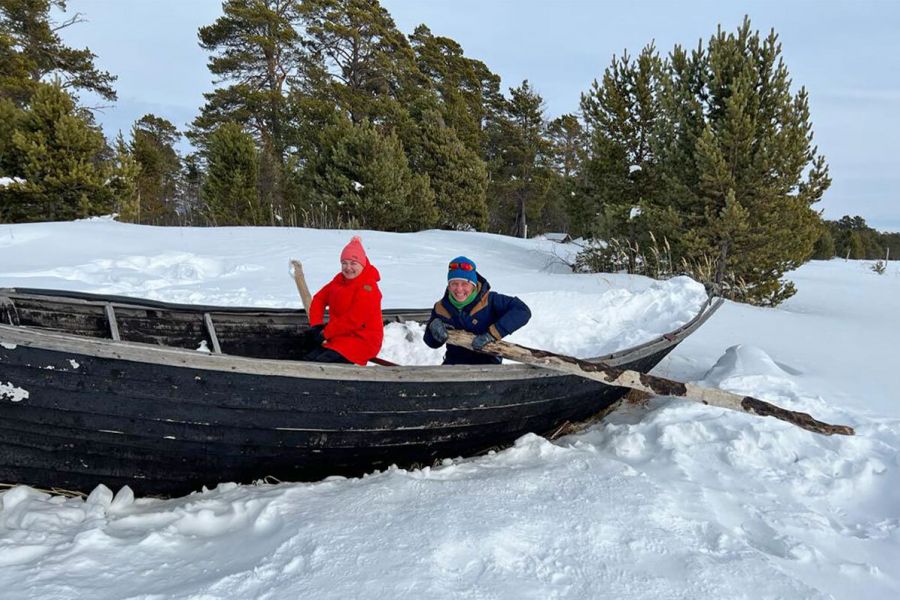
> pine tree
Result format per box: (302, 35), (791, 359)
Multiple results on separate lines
(301, 115), (436, 231)
(299, 0), (420, 126)
(546, 114), (587, 235)
(109, 132), (140, 223)
(404, 109), (487, 230)
(193, 0), (307, 223)
(811, 224), (835, 260)
(0, 81), (113, 222)
(580, 45), (676, 246)
(201, 122), (262, 226)
(0, 96), (23, 174)
(409, 24), (502, 157)
(0, 0), (116, 104)
(177, 153), (204, 225)
(486, 80), (553, 237)
(662, 18), (829, 305)
(130, 114), (182, 225)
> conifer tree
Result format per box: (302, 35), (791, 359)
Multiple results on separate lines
(409, 24), (502, 156)
(811, 224), (835, 260)
(580, 45), (677, 246)
(0, 96), (22, 174)
(0, 0), (116, 104)
(130, 114), (182, 225)
(0, 81), (113, 222)
(193, 0), (306, 223)
(177, 153), (204, 225)
(301, 115), (436, 231)
(662, 18), (829, 304)
(545, 114), (587, 235)
(201, 122), (262, 226)
(299, 0), (419, 126)
(404, 109), (487, 230)
(109, 132), (140, 223)
(486, 80), (553, 237)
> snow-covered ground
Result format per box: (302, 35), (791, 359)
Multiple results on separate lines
(1, 219), (897, 599)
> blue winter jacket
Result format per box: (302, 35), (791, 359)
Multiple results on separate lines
(423, 274), (531, 365)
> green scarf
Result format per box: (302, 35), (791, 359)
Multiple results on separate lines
(448, 287), (478, 309)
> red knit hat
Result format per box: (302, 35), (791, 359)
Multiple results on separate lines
(340, 236), (368, 265)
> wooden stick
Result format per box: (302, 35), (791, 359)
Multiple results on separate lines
(446, 330), (854, 436)
(289, 259), (396, 367)
(289, 259), (313, 311)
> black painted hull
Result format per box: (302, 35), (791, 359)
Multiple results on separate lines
(0, 288), (717, 496)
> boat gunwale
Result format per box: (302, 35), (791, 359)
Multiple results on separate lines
(0, 288), (722, 382)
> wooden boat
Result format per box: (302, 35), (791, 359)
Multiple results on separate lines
(0, 287), (721, 497)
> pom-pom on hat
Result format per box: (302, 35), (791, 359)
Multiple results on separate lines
(447, 256), (477, 284)
(340, 236), (368, 266)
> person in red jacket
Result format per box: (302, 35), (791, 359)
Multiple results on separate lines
(301, 236), (384, 365)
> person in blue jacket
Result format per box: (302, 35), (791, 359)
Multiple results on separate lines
(423, 256), (531, 365)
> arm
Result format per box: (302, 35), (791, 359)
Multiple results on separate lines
(487, 293), (531, 340)
(308, 283), (331, 327)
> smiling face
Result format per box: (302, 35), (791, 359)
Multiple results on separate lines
(448, 279), (476, 301)
(341, 259), (364, 280)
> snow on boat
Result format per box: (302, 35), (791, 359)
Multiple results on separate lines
(0, 287), (720, 496)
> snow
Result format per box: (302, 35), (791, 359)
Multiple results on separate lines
(0, 177), (25, 188)
(0, 382), (30, 402)
(1, 219), (898, 599)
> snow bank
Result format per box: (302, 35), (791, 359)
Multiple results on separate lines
(0, 221), (898, 599)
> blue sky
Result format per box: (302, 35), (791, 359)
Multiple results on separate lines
(60, 0), (900, 231)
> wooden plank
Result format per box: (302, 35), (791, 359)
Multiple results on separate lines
(104, 303), (120, 341)
(203, 313), (222, 354)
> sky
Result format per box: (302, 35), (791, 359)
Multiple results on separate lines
(57, 0), (900, 232)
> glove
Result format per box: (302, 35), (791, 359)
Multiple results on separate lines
(301, 324), (325, 351)
(427, 319), (448, 345)
(471, 332), (496, 351)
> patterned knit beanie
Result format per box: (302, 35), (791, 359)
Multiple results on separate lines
(447, 256), (477, 284)
(340, 236), (368, 265)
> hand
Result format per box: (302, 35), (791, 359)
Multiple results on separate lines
(427, 319), (448, 345)
(471, 332), (496, 351)
(309, 324), (325, 346)
(301, 324), (325, 352)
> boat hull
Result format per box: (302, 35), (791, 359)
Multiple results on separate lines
(0, 344), (675, 496)
(0, 288), (718, 496)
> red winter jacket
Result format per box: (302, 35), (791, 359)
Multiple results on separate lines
(308, 262), (384, 365)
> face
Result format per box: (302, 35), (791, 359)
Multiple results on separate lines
(448, 279), (476, 301)
(341, 259), (363, 280)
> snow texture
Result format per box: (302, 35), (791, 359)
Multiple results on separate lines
(0, 219), (898, 599)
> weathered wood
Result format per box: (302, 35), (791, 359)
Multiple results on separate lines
(203, 313), (222, 354)
(0, 287), (722, 496)
(0, 339), (635, 496)
(446, 330), (855, 437)
(104, 303), (120, 341)
(289, 259), (313, 311)
(0, 295), (19, 326)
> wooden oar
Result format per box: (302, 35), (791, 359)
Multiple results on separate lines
(289, 259), (313, 310)
(289, 259), (396, 367)
(446, 330), (854, 436)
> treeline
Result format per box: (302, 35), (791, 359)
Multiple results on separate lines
(0, 1), (879, 306)
(2, 0), (575, 234)
(813, 216), (900, 261)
